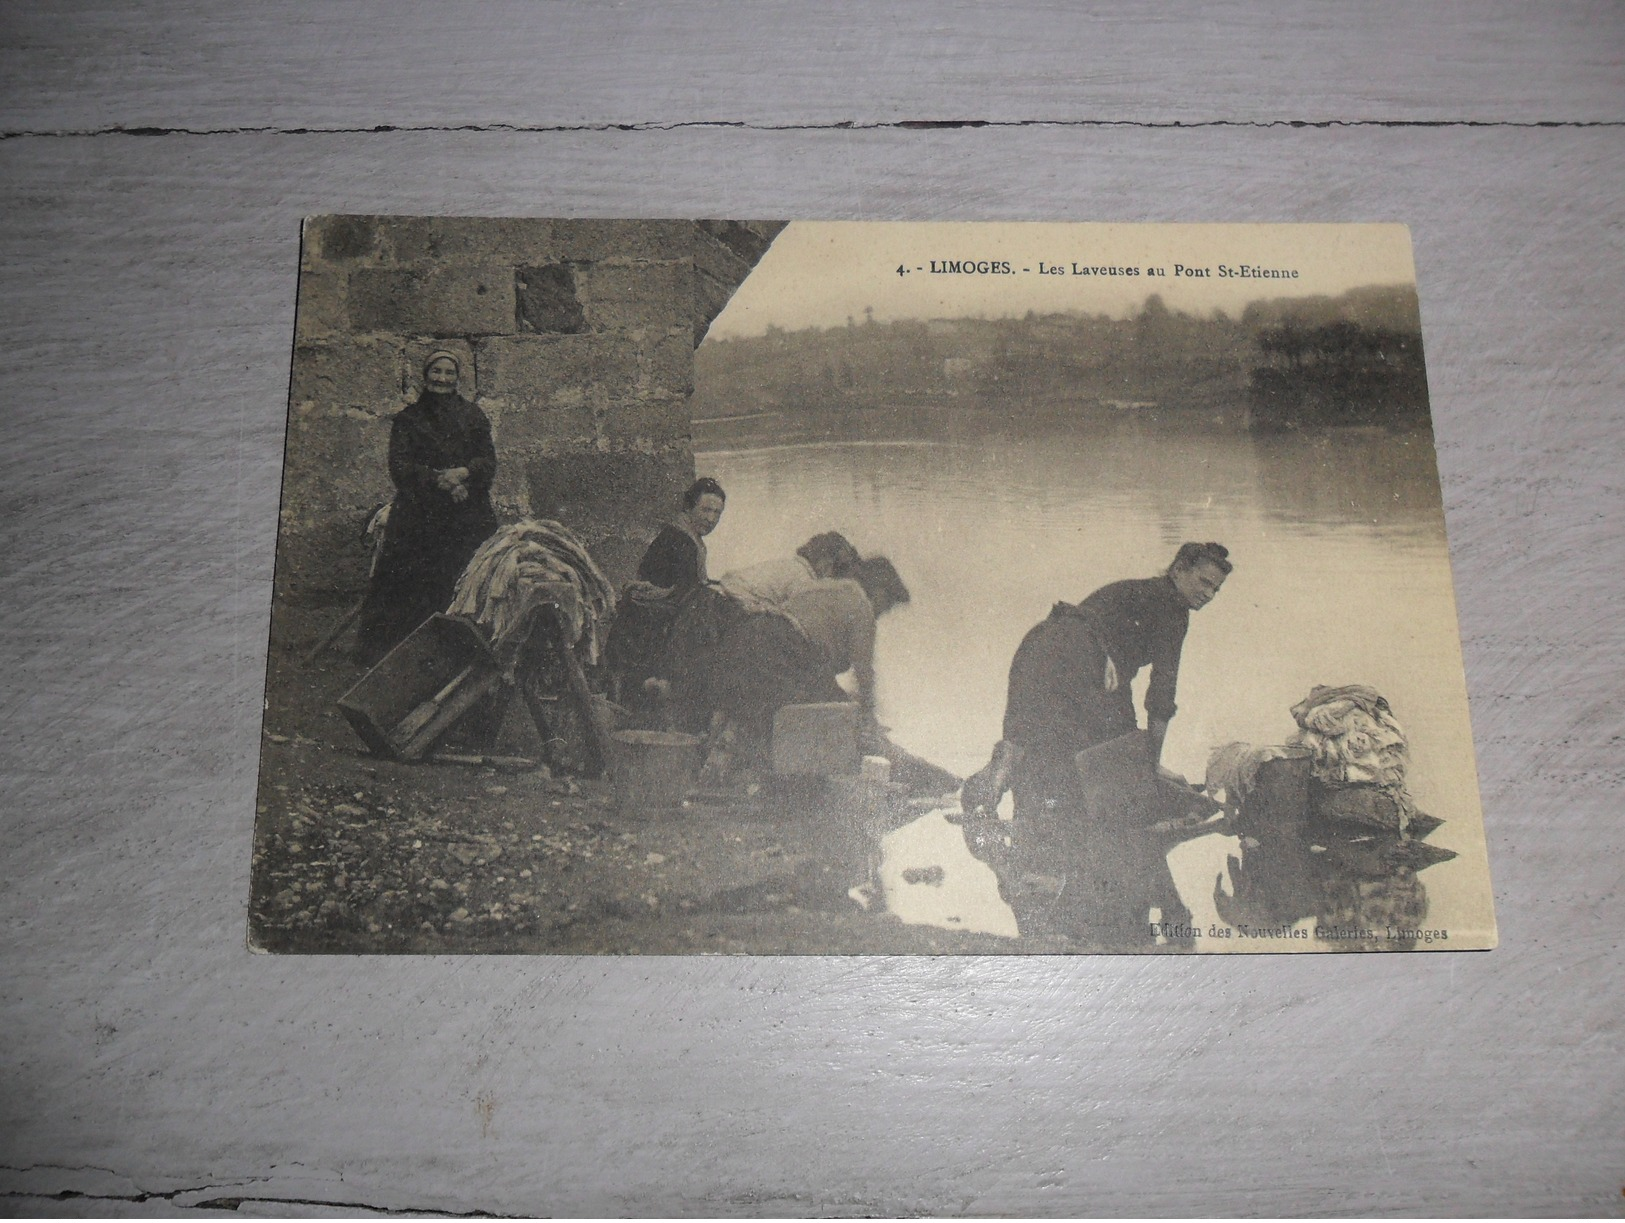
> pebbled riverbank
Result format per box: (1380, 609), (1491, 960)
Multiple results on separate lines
(250, 611), (1009, 955)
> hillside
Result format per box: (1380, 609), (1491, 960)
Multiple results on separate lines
(693, 284), (1428, 430)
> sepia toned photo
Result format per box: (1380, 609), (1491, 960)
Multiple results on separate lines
(251, 218), (1496, 954)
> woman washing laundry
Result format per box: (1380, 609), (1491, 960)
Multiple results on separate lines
(641, 531), (861, 725)
(718, 530), (863, 612)
(683, 555), (911, 761)
(965, 541), (1233, 944)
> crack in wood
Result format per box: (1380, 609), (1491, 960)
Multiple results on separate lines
(0, 117), (1620, 141)
(2, 1186), (517, 1217)
(0, 1164), (521, 1216)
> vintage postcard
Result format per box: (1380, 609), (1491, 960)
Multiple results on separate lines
(251, 218), (1496, 954)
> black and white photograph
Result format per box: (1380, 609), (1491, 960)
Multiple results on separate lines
(13, 7), (1625, 1213)
(251, 218), (1496, 954)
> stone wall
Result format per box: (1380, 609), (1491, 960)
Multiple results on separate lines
(276, 216), (783, 601)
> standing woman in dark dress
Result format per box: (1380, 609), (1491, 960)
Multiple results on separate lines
(354, 351), (498, 667)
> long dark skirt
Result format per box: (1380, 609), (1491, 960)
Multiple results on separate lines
(678, 611), (845, 750)
(603, 596), (681, 708)
(353, 511), (492, 668)
(606, 585), (748, 726)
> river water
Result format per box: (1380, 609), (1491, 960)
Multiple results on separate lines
(695, 407), (1493, 947)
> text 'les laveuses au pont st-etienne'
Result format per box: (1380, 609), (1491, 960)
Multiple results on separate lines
(897, 260), (1301, 280)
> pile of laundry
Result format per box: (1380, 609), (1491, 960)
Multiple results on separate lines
(1289, 683), (1410, 790)
(1203, 740), (1299, 811)
(1206, 683), (1422, 834)
(449, 519), (617, 663)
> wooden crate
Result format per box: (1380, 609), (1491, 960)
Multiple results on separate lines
(336, 614), (502, 760)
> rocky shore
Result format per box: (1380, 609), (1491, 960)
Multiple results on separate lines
(250, 611), (1008, 955)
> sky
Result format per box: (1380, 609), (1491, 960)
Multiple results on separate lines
(707, 221), (1419, 339)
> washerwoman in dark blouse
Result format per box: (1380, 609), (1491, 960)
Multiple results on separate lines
(354, 350), (498, 667)
(974, 542), (1232, 946)
(636, 476), (727, 591)
(605, 478), (727, 711)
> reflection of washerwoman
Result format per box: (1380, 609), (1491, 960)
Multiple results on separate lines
(354, 351), (498, 667)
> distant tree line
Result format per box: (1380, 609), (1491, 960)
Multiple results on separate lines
(694, 285), (1429, 430)
(1248, 295), (1429, 429)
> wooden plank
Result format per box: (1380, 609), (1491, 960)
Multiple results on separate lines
(396, 666), (504, 759)
(0, 0), (1621, 133)
(548, 621), (616, 775)
(0, 121), (1620, 1214)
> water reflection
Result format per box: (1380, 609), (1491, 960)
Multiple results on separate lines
(698, 409), (1487, 947)
(878, 808), (1019, 940)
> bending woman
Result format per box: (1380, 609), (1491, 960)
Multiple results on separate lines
(975, 541), (1233, 944)
(718, 530), (862, 613)
(688, 556), (910, 758)
(353, 351), (497, 667)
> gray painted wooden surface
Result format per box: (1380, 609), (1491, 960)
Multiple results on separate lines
(5, 1), (1624, 129)
(1, 5), (1621, 1217)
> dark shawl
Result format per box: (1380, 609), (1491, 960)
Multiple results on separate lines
(354, 391), (498, 666)
(636, 521), (706, 592)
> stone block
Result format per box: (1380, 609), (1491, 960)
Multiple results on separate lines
(639, 328), (697, 397)
(380, 216), (557, 266)
(289, 338), (406, 414)
(584, 530), (654, 590)
(694, 267), (744, 343)
(697, 219), (788, 267)
(275, 513), (375, 601)
(578, 261), (695, 332)
(347, 265), (517, 336)
(282, 405), (394, 515)
(693, 221), (789, 341)
(598, 395), (689, 442)
(293, 263), (348, 340)
(550, 219), (692, 263)
(694, 229), (754, 295)
(515, 264), (587, 334)
(486, 455), (533, 523)
(524, 448), (691, 538)
(306, 215), (384, 263)
(483, 395), (596, 448)
(599, 329), (695, 440)
(476, 334), (640, 412)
